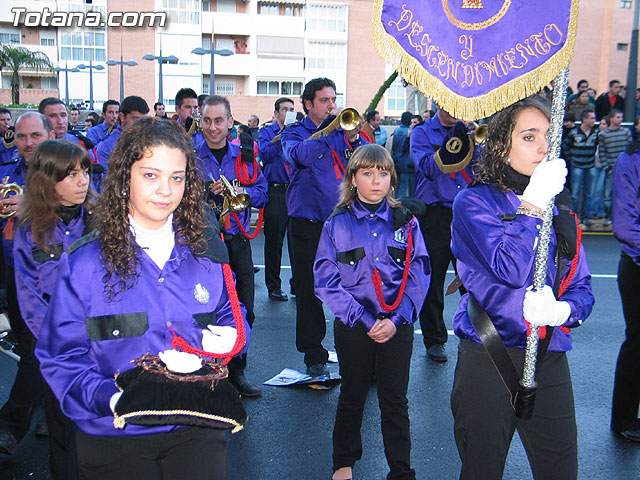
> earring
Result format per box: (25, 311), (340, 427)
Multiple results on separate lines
(390, 186), (395, 193)
(351, 185), (356, 191)
(121, 190), (128, 198)
(507, 157), (511, 165)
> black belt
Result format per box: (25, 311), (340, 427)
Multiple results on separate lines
(269, 182), (288, 189)
(223, 233), (246, 242)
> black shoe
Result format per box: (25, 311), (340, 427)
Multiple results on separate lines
(617, 429), (640, 443)
(34, 418), (49, 437)
(268, 288), (288, 301)
(253, 266), (260, 274)
(0, 429), (17, 456)
(229, 373), (262, 398)
(426, 344), (447, 362)
(307, 363), (330, 377)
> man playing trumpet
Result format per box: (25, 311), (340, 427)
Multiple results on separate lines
(281, 77), (369, 377)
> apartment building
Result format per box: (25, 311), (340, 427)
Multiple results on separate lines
(0, 0), (637, 122)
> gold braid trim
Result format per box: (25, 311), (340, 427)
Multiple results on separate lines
(113, 409), (245, 434)
(371, 0), (580, 120)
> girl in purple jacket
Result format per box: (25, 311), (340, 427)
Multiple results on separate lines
(314, 144), (431, 480)
(14, 139), (93, 480)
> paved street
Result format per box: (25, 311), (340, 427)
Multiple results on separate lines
(1, 230), (639, 479)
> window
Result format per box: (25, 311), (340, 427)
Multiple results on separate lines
(60, 28), (105, 62)
(259, 3), (279, 15)
(202, 0), (210, 11)
(162, 0), (200, 24)
(386, 77), (406, 112)
(215, 38), (235, 51)
(617, 43), (629, 51)
(216, 0), (236, 12)
(306, 42), (346, 70)
(257, 80), (303, 95)
(621, 1), (632, 8)
(285, 5), (303, 16)
(216, 78), (236, 95)
(0, 33), (20, 44)
(307, 5), (347, 33)
(40, 38), (55, 46)
(42, 77), (58, 89)
(202, 36), (211, 49)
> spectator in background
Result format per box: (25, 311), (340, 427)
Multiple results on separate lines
(405, 81), (428, 115)
(84, 112), (100, 131)
(599, 116), (609, 132)
(0, 108), (14, 164)
(68, 107), (85, 132)
(362, 110), (388, 147)
(595, 109), (632, 226)
(422, 110), (432, 122)
(563, 110), (598, 228)
(568, 79), (594, 104)
(153, 102), (167, 118)
(247, 115), (260, 142)
(568, 90), (595, 120)
(392, 112), (414, 198)
(595, 80), (625, 121)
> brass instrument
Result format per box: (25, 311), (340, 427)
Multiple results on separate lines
(469, 122), (487, 145)
(0, 181), (23, 219)
(305, 108), (362, 142)
(218, 174), (250, 214)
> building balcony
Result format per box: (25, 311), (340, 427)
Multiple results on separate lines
(194, 51), (253, 77)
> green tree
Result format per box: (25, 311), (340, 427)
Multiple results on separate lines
(365, 71), (398, 114)
(0, 45), (53, 105)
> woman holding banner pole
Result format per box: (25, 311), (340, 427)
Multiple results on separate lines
(449, 97), (594, 479)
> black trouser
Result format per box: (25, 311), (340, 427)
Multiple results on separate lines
(290, 218), (328, 367)
(611, 252), (640, 432)
(263, 183), (293, 293)
(418, 205), (456, 347)
(42, 380), (80, 479)
(0, 266), (43, 441)
(451, 340), (577, 480)
(224, 235), (255, 370)
(76, 427), (227, 480)
(333, 320), (415, 480)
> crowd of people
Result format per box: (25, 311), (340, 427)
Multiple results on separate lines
(0, 74), (636, 480)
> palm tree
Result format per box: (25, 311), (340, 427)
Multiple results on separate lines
(0, 44), (53, 105)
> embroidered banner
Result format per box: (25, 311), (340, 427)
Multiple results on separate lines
(372, 0), (579, 120)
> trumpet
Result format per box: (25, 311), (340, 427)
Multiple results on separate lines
(218, 175), (250, 213)
(0, 182), (23, 219)
(305, 108), (361, 142)
(468, 122), (487, 145)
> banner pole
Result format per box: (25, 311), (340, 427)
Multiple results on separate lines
(518, 67), (570, 419)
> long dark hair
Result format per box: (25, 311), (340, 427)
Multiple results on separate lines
(474, 96), (551, 191)
(19, 139), (94, 252)
(93, 116), (206, 300)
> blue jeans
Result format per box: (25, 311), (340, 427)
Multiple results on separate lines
(604, 168), (614, 220)
(592, 167), (605, 217)
(570, 166), (597, 220)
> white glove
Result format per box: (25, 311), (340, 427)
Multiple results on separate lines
(523, 285), (572, 327)
(202, 325), (237, 354)
(158, 349), (202, 373)
(521, 158), (567, 210)
(109, 391), (123, 413)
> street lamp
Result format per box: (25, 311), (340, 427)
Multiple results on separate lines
(142, 51), (178, 104)
(105, 55), (138, 101)
(191, 47), (233, 96)
(77, 58), (105, 110)
(54, 62), (80, 106)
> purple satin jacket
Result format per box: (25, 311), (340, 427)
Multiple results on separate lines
(282, 116), (368, 222)
(409, 115), (476, 207)
(451, 184), (594, 352)
(612, 150), (640, 264)
(195, 139), (268, 236)
(86, 122), (111, 146)
(314, 199), (431, 330)
(259, 122), (289, 184)
(0, 153), (27, 267)
(95, 125), (121, 173)
(13, 209), (87, 338)
(35, 234), (251, 437)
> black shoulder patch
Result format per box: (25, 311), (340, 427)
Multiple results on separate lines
(67, 231), (99, 255)
(327, 205), (349, 222)
(195, 210), (229, 264)
(392, 206), (413, 230)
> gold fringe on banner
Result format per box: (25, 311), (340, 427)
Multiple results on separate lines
(371, 0), (580, 120)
